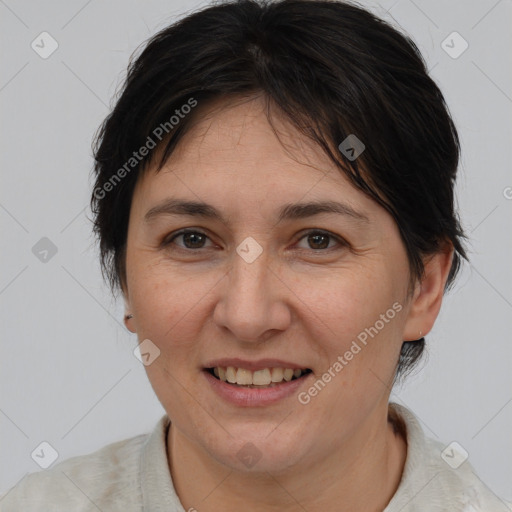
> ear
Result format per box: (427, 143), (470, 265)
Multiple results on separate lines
(122, 284), (137, 334)
(403, 244), (454, 341)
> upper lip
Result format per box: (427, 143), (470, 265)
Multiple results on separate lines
(204, 358), (310, 372)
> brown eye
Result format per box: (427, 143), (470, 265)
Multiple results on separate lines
(296, 230), (346, 251)
(165, 230), (212, 250)
(181, 232), (206, 248)
(307, 232), (330, 250)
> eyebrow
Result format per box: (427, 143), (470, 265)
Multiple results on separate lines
(144, 198), (370, 224)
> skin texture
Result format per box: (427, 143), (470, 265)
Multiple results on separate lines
(123, 95), (453, 511)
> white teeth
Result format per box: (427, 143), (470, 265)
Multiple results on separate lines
(236, 368), (253, 385)
(226, 366), (237, 384)
(252, 368), (271, 386)
(212, 366), (308, 386)
(283, 368), (294, 381)
(271, 367), (284, 382)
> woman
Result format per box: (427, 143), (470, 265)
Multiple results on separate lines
(1, 0), (509, 510)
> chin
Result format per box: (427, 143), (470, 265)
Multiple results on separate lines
(203, 423), (311, 474)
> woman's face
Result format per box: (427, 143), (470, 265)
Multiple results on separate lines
(124, 95), (422, 473)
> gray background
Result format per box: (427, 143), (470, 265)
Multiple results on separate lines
(1, 0), (511, 502)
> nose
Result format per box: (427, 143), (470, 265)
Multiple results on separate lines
(212, 247), (291, 343)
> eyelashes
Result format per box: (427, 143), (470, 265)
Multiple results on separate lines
(162, 228), (348, 253)
(164, 230), (213, 250)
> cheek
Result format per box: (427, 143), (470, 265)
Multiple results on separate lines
(128, 257), (219, 349)
(128, 265), (215, 411)
(298, 266), (393, 337)
(298, 266), (404, 378)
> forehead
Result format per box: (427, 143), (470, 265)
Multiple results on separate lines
(172, 96), (330, 173)
(140, 96), (358, 193)
(132, 95), (383, 223)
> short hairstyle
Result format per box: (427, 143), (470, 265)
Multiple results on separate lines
(91, 0), (468, 381)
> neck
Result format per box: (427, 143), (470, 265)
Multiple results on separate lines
(168, 405), (407, 511)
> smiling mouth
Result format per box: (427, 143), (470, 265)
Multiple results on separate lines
(205, 366), (313, 388)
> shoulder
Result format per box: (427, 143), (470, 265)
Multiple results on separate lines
(420, 435), (509, 511)
(0, 431), (149, 512)
(386, 403), (512, 512)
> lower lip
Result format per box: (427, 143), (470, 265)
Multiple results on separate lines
(203, 370), (312, 407)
